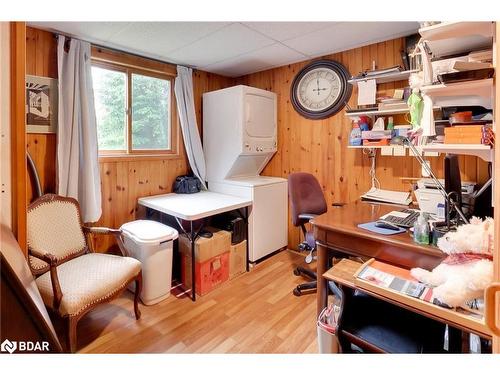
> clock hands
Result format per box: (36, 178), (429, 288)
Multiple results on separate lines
(313, 78), (328, 95)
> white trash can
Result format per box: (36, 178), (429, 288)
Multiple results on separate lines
(121, 220), (178, 305)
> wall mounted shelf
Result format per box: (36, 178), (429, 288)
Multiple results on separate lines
(419, 21), (493, 41)
(419, 22), (494, 58)
(421, 78), (493, 97)
(348, 69), (418, 85)
(421, 144), (493, 162)
(345, 106), (441, 118)
(420, 78), (494, 109)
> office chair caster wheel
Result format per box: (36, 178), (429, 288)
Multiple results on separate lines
(293, 287), (302, 297)
(305, 251), (314, 264)
(293, 268), (301, 276)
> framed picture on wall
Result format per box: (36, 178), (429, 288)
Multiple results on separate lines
(26, 75), (58, 133)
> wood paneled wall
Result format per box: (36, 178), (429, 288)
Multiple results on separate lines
(26, 28), (489, 252)
(11, 22), (27, 253)
(25, 26), (234, 252)
(26, 27), (57, 202)
(237, 38), (489, 249)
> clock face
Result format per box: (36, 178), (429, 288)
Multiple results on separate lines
(296, 68), (342, 112)
(290, 60), (352, 120)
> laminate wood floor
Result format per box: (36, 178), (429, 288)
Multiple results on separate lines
(72, 250), (318, 353)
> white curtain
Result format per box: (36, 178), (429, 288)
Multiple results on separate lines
(174, 66), (207, 189)
(57, 36), (102, 222)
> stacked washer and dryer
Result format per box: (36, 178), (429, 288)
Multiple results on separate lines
(203, 85), (288, 262)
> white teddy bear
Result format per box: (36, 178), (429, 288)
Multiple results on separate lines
(410, 217), (494, 307)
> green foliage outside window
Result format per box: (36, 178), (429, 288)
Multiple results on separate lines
(91, 66), (171, 152)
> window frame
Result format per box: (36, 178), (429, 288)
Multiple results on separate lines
(91, 47), (179, 160)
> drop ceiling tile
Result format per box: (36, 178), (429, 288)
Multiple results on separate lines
(169, 23), (275, 67)
(243, 22), (335, 42)
(202, 43), (308, 77)
(28, 21), (131, 42)
(107, 22), (230, 55)
(283, 22), (419, 57)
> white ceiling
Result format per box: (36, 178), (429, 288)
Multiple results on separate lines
(28, 22), (419, 77)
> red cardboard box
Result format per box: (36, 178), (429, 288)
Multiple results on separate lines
(181, 251), (230, 296)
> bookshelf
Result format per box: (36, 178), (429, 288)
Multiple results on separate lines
(417, 22), (495, 162)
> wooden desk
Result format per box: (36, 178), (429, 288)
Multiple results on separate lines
(312, 201), (446, 316)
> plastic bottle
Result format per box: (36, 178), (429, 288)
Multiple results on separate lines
(413, 211), (430, 245)
(349, 121), (362, 146)
(387, 116), (394, 130)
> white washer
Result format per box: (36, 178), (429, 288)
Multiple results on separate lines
(121, 220), (178, 305)
(209, 176), (287, 262)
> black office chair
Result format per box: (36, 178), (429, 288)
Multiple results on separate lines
(288, 172), (327, 296)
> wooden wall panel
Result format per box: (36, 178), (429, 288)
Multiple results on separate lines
(11, 22), (27, 254)
(26, 28), (489, 253)
(237, 38), (490, 249)
(25, 26), (234, 252)
(26, 27), (57, 203)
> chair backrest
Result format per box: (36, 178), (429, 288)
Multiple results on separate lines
(27, 194), (88, 275)
(1, 224), (63, 353)
(288, 172), (327, 227)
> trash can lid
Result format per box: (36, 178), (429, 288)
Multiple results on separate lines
(121, 220), (178, 244)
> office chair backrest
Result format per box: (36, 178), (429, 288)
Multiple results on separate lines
(288, 172), (327, 227)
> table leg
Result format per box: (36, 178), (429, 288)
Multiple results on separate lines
(316, 242), (328, 317)
(244, 206), (250, 272)
(190, 220), (196, 301)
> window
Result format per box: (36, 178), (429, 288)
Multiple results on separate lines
(91, 60), (176, 157)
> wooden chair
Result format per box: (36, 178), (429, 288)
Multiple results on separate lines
(27, 194), (142, 352)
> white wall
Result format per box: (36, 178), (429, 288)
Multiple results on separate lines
(0, 22), (12, 228)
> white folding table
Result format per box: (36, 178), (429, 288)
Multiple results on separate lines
(138, 191), (252, 301)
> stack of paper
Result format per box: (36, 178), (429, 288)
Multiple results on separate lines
(361, 188), (412, 206)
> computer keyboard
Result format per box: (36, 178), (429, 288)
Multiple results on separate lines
(382, 209), (420, 228)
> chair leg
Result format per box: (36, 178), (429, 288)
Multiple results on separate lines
(68, 316), (78, 353)
(134, 272), (142, 320)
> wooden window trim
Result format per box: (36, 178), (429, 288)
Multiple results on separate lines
(91, 47), (180, 160)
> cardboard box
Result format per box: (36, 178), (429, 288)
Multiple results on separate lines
(181, 251), (230, 296)
(229, 240), (247, 279)
(178, 227), (231, 262)
(179, 227), (231, 296)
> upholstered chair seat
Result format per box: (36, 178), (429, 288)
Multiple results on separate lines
(36, 253), (141, 316)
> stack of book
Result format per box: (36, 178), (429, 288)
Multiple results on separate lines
(377, 100), (408, 111)
(444, 125), (492, 145)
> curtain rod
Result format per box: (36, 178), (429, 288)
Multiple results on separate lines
(52, 32), (195, 70)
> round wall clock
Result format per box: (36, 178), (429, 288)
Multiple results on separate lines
(290, 60), (352, 120)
